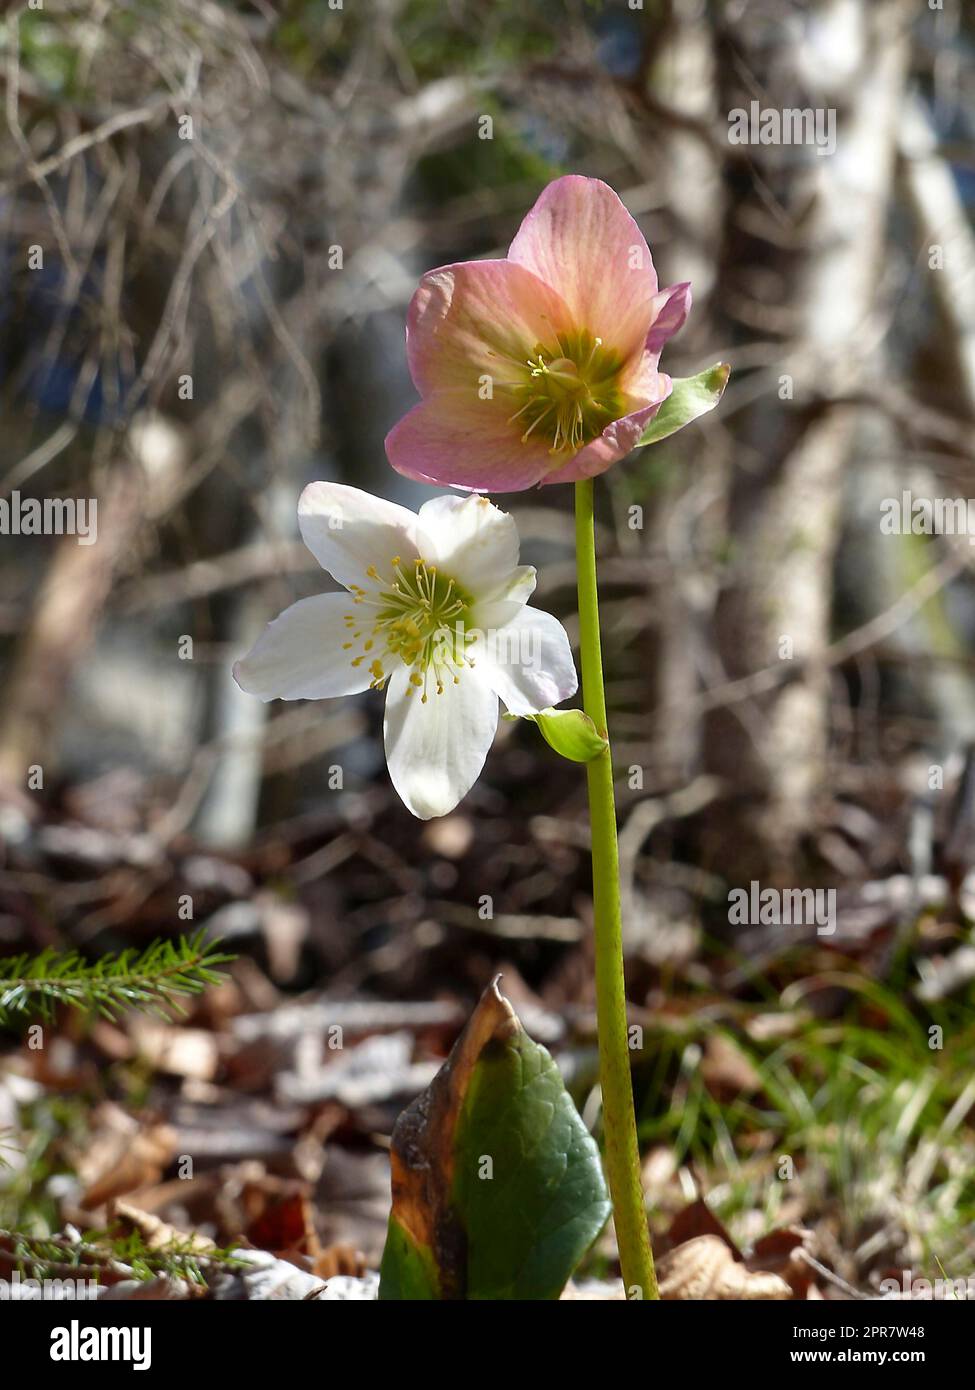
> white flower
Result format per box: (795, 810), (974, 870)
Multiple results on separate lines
(233, 484), (578, 819)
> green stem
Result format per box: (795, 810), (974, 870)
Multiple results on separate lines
(574, 477), (658, 1301)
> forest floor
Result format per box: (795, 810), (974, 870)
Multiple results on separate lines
(2, 746), (974, 1301)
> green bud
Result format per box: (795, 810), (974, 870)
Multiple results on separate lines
(517, 707), (608, 763)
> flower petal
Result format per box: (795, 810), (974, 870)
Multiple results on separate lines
(544, 381), (674, 485)
(405, 258), (575, 396)
(645, 281), (692, 359)
(478, 607), (578, 716)
(233, 593), (373, 702)
(417, 493), (521, 598)
(622, 350), (671, 402)
(385, 390), (554, 492)
(507, 175), (659, 364)
(471, 565), (537, 630)
(298, 482), (418, 591)
(383, 664), (498, 819)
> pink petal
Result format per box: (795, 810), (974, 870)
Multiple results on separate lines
(385, 390), (554, 492)
(621, 351), (669, 402)
(507, 175), (659, 364)
(543, 379), (674, 485)
(645, 281), (692, 359)
(405, 258), (574, 397)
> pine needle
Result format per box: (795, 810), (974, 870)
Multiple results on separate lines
(0, 931), (234, 1024)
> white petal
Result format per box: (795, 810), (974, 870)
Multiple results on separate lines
(298, 482), (418, 591)
(417, 493), (520, 598)
(383, 664), (498, 819)
(234, 593), (372, 701)
(478, 606), (578, 716)
(472, 565), (537, 631)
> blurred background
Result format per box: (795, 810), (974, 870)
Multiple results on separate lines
(2, 0), (975, 1297)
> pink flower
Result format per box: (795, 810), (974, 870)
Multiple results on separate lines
(385, 175), (691, 491)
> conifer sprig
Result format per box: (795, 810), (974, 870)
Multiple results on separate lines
(0, 932), (234, 1024)
(0, 1227), (246, 1286)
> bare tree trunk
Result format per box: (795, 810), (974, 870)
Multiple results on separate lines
(0, 465), (139, 789)
(647, 0), (724, 781)
(703, 0), (910, 874)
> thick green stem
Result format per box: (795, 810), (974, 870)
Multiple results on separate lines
(574, 477), (658, 1301)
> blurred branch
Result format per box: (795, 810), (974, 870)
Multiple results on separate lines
(670, 545), (965, 727)
(0, 467), (141, 787)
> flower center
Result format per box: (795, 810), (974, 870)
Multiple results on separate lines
(343, 557), (477, 701)
(506, 330), (625, 456)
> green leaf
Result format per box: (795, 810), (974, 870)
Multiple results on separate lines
(378, 979), (611, 1301)
(378, 1216), (440, 1299)
(638, 362), (730, 447)
(526, 707), (608, 763)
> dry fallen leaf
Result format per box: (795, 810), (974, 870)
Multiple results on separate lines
(78, 1106), (177, 1210)
(110, 1199), (216, 1255)
(749, 1224), (817, 1298)
(701, 1033), (764, 1098)
(560, 1279), (626, 1300)
(129, 1018), (219, 1081)
(313, 1241), (367, 1281)
(245, 1187), (319, 1259)
(658, 1235), (792, 1300)
(665, 1196), (743, 1257)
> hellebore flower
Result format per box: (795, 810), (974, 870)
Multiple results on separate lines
(385, 174), (691, 491)
(233, 484), (577, 819)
